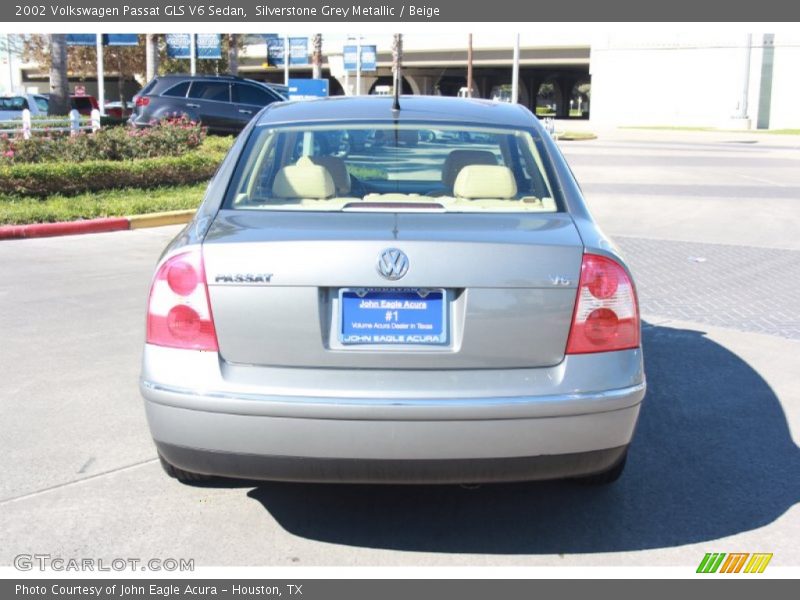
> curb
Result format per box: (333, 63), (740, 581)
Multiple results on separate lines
(0, 210), (195, 240)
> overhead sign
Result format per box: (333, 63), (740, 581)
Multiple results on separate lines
(289, 37), (309, 65)
(288, 78), (329, 100)
(343, 45), (377, 71)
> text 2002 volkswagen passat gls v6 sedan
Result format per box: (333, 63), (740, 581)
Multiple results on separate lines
(140, 96), (645, 485)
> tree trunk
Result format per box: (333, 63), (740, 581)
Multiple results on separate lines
(227, 34), (238, 76)
(146, 34), (159, 81)
(312, 34), (322, 79)
(48, 34), (69, 116)
(392, 34), (403, 94)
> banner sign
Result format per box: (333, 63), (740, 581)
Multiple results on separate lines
(196, 33), (222, 59)
(343, 45), (377, 71)
(165, 34), (221, 60)
(288, 78), (329, 99)
(65, 34), (95, 46)
(289, 37), (309, 65)
(67, 34), (140, 46)
(266, 34), (285, 66)
(165, 33), (191, 58)
(105, 34), (138, 46)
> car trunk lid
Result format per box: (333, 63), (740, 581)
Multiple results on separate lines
(202, 209), (584, 369)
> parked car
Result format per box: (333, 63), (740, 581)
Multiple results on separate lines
(70, 94), (99, 115)
(129, 74), (287, 134)
(0, 94), (49, 120)
(141, 96), (645, 485)
(104, 100), (133, 120)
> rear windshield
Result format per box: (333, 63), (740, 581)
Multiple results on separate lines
(71, 97), (94, 110)
(0, 96), (28, 110)
(224, 123), (559, 213)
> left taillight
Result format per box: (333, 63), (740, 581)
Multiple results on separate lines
(146, 249), (218, 351)
(565, 253), (640, 355)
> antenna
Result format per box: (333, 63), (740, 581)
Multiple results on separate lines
(392, 67), (400, 111)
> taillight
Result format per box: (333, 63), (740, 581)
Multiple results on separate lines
(146, 249), (218, 351)
(565, 253), (640, 354)
(135, 96), (150, 107)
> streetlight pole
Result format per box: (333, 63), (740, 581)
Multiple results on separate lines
(511, 33), (520, 104)
(739, 33), (752, 120)
(283, 35), (289, 85)
(189, 34), (196, 76)
(356, 37), (361, 96)
(95, 33), (105, 115)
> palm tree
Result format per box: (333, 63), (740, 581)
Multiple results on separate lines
(311, 34), (322, 79)
(391, 34), (403, 93)
(145, 34), (159, 81)
(48, 34), (69, 116)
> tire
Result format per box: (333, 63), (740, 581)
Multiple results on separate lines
(573, 451), (627, 485)
(158, 453), (212, 484)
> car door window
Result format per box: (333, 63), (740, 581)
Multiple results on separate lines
(188, 82), (231, 103)
(232, 84), (277, 107)
(162, 81), (190, 98)
(34, 96), (49, 112)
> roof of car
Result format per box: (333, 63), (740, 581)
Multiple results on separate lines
(257, 95), (538, 129)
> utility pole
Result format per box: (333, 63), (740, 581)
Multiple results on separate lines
(467, 33), (473, 98)
(511, 33), (520, 104)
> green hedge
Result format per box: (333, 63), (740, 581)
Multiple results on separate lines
(0, 150), (225, 197)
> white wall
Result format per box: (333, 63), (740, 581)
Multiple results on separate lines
(589, 33), (762, 128)
(768, 32), (800, 129)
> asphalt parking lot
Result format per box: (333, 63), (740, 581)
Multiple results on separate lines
(1, 130), (798, 568)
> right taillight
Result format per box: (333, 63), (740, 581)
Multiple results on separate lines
(146, 249), (218, 351)
(135, 96), (150, 107)
(565, 253), (640, 354)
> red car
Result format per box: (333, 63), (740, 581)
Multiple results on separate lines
(70, 95), (99, 116)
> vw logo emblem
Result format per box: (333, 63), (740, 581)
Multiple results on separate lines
(377, 248), (409, 280)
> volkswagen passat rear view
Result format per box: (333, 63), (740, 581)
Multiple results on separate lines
(140, 96), (645, 485)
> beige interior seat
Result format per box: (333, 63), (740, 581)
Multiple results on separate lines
(272, 156), (336, 200)
(453, 165), (518, 200)
(309, 155), (351, 195)
(441, 150), (498, 192)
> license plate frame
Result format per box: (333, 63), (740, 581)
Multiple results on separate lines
(338, 288), (448, 346)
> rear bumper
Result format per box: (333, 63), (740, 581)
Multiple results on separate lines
(155, 441), (630, 484)
(141, 345), (645, 483)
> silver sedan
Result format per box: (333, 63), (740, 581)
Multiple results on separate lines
(140, 95), (645, 485)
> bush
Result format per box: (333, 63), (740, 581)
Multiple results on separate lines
(0, 117), (206, 164)
(0, 149), (224, 197)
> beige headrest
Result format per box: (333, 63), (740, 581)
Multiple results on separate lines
(272, 156), (335, 199)
(453, 165), (518, 199)
(441, 150), (497, 190)
(309, 155), (351, 194)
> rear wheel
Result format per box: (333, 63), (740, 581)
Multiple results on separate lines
(158, 453), (212, 484)
(573, 451), (627, 485)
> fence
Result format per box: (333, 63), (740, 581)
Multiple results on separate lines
(6, 108), (102, 139)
